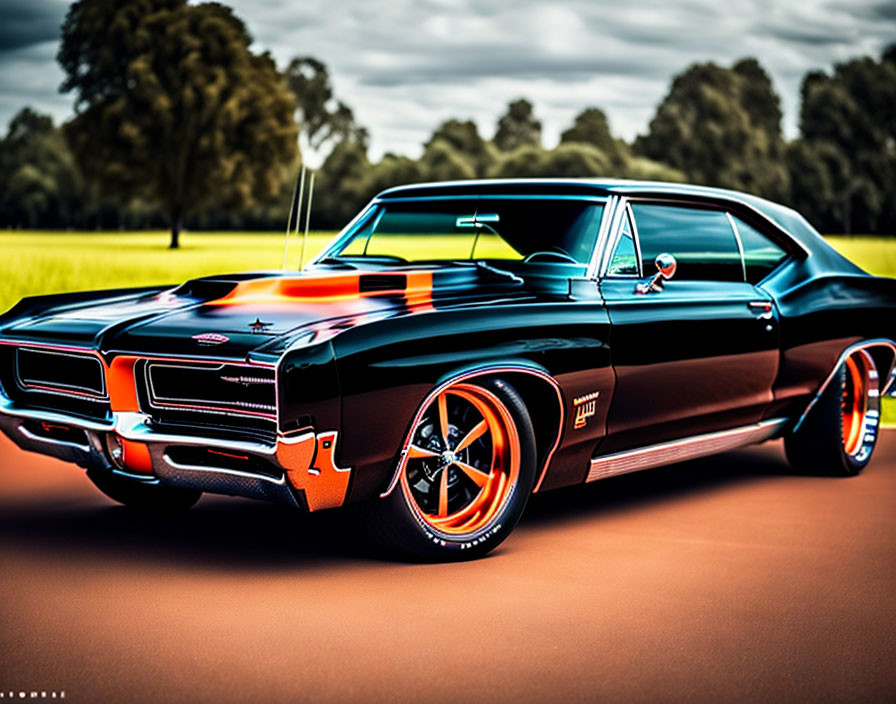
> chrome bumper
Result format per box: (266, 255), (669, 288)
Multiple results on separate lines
(0, 394), (350, 511)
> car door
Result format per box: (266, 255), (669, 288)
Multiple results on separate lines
(597, 199), (780, 454)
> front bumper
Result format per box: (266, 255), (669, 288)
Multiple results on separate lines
(0, 394), (351, 511)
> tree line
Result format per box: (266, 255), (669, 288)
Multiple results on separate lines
(0, 0), (893, 246)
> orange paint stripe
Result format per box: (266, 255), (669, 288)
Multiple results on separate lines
(208, 449), (250, 461)
(209, 271), (435, 308)
(120, 438), (153, 474)
(405, 271), (434, 310)
(211, 275), (362, 306)
(107, 356), (141, 412)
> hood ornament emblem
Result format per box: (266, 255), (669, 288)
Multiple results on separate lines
(249, 318), (273, 334)
(192, 332), (229, 346)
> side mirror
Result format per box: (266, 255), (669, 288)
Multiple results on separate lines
(635, 253), (677, 294)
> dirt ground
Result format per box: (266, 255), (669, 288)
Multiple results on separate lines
(1, 430), (894, 703)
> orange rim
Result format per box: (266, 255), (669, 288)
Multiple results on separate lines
(841, 352), (872, 456)
(400, 383), (520, 538)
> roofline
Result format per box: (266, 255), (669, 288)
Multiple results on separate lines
(377, 177), (773, 209)
(375, 178), (814, 257)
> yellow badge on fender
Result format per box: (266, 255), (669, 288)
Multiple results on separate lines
(573, 391), (600, 429)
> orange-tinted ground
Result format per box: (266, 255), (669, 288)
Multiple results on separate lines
(1, 431), (895, 703)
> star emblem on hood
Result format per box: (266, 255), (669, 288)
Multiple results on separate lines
(249, 318), (273, 334)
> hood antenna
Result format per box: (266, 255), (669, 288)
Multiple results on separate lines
(281, 164), (306, 271)
(299, 170), (315, 270)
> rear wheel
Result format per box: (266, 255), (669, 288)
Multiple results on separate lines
(361, 377), (536, 561)
(785, 349), (880, 476)
(87, 469), (202, 512)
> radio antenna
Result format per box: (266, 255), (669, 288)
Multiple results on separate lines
(281, 164), (306, 270)
(299, 170), (315, 270)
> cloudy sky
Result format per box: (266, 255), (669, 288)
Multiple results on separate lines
(1, 0), (894, 162)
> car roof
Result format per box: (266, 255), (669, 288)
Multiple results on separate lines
(375, 178), (826, 255)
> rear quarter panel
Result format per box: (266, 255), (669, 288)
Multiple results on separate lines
(764, 256), (896, 418)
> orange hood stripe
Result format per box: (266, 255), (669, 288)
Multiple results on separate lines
(209, 272), (433, 309)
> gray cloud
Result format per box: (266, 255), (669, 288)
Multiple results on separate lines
(0, 0), (66, 52)
(0, 0), (894, 160)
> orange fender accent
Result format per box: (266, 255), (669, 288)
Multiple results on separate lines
(277, 432), (351, 512)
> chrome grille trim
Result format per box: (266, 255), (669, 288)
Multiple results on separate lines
(143, 361), (277, 418)
(15, 347), (107, 398)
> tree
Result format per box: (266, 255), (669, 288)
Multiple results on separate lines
(313, 141), (370, 229)
(487, 143), (609, 179)
(792, 47), (896, 233)
(635, 59), (789, 201)
(560, 107), (629, 165)
(58, 0), (298, 247)
(493, 99), (541, 152)
(424, 119), (495, 177)
(0, 108), (82, 228)
(285, 57), (368, 161)
(419, 140), (476, 182)
(362, 154), (427, 201)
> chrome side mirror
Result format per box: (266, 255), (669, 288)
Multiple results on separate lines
(635, 253), (677, 294)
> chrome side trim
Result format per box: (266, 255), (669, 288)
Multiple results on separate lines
(587, 419), (787, 482)
(726, 212), (747, 283)
(596, 197), (634, 278)
(17, 424), (91, 453)
(793, 338), (896, 432)
(380, 365), (565, 498)
(588, 195), (621, 279)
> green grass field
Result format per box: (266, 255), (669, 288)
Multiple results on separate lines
(1, 230), (895, 422)
(0, 230), (337, 312)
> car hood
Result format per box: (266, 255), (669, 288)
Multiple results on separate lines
(0, 265), (542, 362)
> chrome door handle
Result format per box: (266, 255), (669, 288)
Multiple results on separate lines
(748, 301), (774, 319)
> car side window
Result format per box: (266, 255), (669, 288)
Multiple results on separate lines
(730, 216), (789, 283)
(631, 203), (744, 282)
(607, 209), (639, 276)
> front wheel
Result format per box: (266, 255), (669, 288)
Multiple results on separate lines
(361, 377), (537, 561)
(785, 349), (880, 476)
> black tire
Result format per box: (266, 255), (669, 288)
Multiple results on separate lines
(87, 469), (202, 512)
(360, 377), (537, 561)
(785, 349), (880, 476)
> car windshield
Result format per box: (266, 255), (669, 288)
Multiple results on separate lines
(329, 198), (605, 265)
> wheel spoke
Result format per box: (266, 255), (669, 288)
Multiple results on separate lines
(408, 444), (439, 459)
(401, 382), (521, 537)
(454, 419), (488, 453)
(437, 393), (451, 448)
(452, 460), (491, 488)
(438, 465), (450, 517)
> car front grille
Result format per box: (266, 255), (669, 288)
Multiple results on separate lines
(0, 345), (112, 422)
(138, 361), (279, 445)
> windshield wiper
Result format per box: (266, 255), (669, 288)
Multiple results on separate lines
(453, 260), (523, 284)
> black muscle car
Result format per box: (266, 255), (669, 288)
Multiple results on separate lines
(2, 179), (894, 560)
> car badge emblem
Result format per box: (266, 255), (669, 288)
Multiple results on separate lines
(249, 318), (273, 334)
(573, 391), (600, 430)
(220, 375), (275, 387)
(192, 332), (229, 346)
